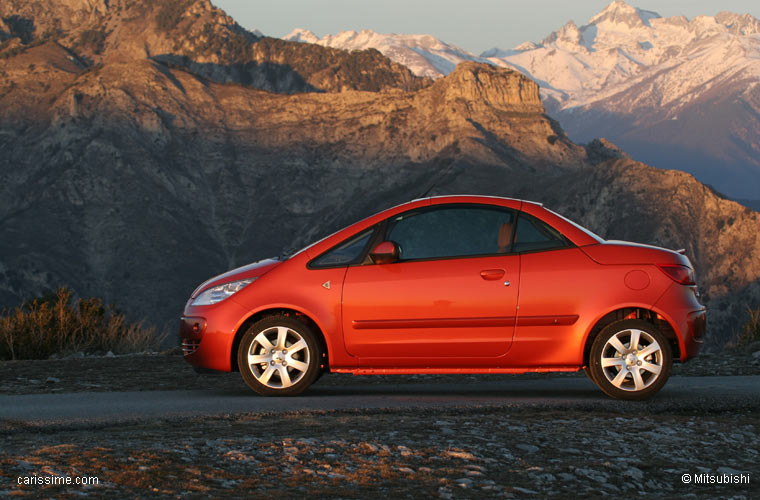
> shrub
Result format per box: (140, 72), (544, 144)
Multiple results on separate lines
(0, 287), (163, 360)
(729, 306), (760, 351)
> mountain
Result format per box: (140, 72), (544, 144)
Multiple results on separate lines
(0, 0), (428, 94)
(284, 28), (486, 78)
(289, 3), (760, 201)
(483, 1), (760, 200)
(1, 0), (759, 345)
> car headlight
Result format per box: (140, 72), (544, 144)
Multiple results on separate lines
(191, 278), (256, 306)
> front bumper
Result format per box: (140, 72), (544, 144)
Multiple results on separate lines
(178, 299), (249, 372)
(179, 317), (206, 356)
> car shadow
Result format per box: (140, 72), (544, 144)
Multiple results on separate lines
(303, 383), (600, 399)
(204, 378), (603, 400)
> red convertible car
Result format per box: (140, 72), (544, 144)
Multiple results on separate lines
(180, 196), (705, 400)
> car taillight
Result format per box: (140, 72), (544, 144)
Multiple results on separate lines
(657, 264), (695, 285)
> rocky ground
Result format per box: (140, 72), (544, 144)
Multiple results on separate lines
(1, 406), (757, 499)
(1, 351), (759, 498)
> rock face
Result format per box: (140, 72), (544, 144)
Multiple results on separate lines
(0, 0), (759, 344)
(440, 62), (542, 113)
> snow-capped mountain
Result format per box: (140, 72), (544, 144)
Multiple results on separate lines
(483, 1), (760, 199)
(484, 1), (760, 110)
(282, 3), (760, 199)
(284, 28), (486, 78)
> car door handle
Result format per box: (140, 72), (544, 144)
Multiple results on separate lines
(480, 269), (505, 281)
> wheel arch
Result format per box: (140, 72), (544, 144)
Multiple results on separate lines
(229, 307), (330, 373)
(582, 306), (681, 368)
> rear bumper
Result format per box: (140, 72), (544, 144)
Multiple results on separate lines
(682, 309), (706, 360)
(654, 283), (705, 362)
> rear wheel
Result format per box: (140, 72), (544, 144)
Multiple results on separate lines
(589, 319), (671, 401)
(237, 315), (321, 396)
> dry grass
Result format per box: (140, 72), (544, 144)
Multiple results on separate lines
(0, 288), (164, 360)
(729, 306), (760, 351)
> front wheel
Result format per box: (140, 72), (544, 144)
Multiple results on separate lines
(237, 315), (321, 396)
(589, 319), (672, 401)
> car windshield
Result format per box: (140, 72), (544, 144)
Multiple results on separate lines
(277, 204), (404, 260)
(278, 221), (368, 261)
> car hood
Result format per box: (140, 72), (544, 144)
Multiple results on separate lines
(580, 241), (692, 267)
(190, 258), (283, 298)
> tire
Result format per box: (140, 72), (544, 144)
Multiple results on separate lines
(583, 365), (596, 384)
(237, 315), (322, 396)
(589, 319), (672, 401)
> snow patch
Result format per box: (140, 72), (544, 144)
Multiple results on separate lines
(284, 28), (486, 78)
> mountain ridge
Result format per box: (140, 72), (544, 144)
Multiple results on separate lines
(0, 0), (429, 94)
(277, 2), (760, 201)
(0, 0), (758, 345)
(483, 1), (760, 200)
(284, 27), (486, 78)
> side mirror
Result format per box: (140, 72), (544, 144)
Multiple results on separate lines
(369, 241), (399, 265)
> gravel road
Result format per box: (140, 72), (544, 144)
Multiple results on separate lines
(1, 376), (760, 428)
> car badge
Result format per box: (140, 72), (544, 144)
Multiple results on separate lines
(322, 281), (331, 290)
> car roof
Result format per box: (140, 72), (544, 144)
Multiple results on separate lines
(425, 194), (542, 207)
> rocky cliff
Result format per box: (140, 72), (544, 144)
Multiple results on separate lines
(0, 1), (758, 344)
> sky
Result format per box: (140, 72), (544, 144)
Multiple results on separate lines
(211, 1), (760, 54)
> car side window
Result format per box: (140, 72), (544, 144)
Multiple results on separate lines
(386, 206), (516, 261)
(513, 213), (568, 253)
(310, 228), (374, 268)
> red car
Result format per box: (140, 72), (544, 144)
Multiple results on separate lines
(180, 196), (705, 400)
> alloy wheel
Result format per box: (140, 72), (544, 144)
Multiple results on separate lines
(600, 328), (663, 392)
(246, 326), (310, 389)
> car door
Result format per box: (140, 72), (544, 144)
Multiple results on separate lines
(342, 204), (520, 364)
(508, 212), (587, 366)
